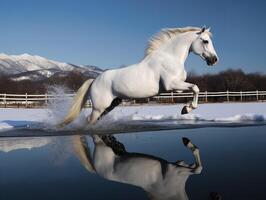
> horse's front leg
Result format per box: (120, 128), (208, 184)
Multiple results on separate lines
(168, 80), (199, 114)
(182, 137), (202, 174)
(182, 82), (199, 114)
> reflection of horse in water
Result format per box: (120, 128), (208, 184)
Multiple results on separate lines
(73, 135), (202, 200)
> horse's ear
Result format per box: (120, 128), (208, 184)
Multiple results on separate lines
(197, 26), (206, 35)
(206, 27), (211, 32)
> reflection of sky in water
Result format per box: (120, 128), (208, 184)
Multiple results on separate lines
(1, 126), (266, 199)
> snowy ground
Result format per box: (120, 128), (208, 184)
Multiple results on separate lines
(0, 102), (266, 136)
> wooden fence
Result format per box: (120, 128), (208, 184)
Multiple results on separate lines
(0, 91), (265, 108)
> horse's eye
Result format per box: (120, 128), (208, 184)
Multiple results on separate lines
(202, 40), (209, 44)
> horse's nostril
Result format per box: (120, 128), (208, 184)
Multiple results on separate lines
(213, 56), (217, 63)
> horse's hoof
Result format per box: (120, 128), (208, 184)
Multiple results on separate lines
(182, 137), (190, 146)
(210, 192), (222, 200)
(181, 106), (188, 115)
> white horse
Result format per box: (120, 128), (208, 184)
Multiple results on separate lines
(73, 135), (202, 200)
(60, 26), (218, 126)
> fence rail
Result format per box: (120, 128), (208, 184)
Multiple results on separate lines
(0, 91), (265, 108)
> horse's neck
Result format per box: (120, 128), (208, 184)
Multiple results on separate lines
(168, 32), (196, 64)
(145, 32), (196, 70)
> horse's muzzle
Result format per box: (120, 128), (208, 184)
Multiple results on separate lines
(206, 56), (218, 66)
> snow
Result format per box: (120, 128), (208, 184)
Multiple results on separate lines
(0, 137), (51, 152)
(0, 122), (13, 131)
(0, 53), (103, 81)
(0, 53), (75, 74)
(0, 102), (265, 135)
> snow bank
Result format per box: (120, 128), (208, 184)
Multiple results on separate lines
(0, 102), (266, 135)
(0, 137), (51, 152)
(0, 122), (14, 131)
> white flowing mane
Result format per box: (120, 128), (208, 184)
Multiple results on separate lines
(145, 26), (211, 57)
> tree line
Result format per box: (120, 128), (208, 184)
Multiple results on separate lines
(0, 71), (88, 94)
(187, 69), (266, 92)
(0, 69), (265, 94)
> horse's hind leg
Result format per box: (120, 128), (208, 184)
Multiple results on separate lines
(88, 98), (122, 124)
(89, 109), (103, 124)
(101, 134), (126, 155)
(99, 98), (122, 119)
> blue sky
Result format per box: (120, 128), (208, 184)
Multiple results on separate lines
(0, 0), (265, 74)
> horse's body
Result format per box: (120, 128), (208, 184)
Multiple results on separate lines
(73, 135), (202, 200)
(60, 26), (218, 126)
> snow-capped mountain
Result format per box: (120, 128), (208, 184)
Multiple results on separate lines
(0, 137), (52, 152)
(0, 53), (76, 74)
(9, 68), (62, 81)
(0, 53), (103, 81)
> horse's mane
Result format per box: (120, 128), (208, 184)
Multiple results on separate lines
(145, 26), (211, 57)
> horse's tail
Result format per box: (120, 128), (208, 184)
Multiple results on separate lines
(72, 135), (96, 173)
(59, 79), (94, 127)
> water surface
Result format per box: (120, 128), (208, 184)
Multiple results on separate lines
(1, 126), (266, 199)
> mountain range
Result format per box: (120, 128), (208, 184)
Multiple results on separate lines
(0, 53), (103, 81)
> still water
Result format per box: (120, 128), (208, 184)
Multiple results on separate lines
(1, 126), (266, 200)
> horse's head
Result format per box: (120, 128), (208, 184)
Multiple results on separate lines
(190, 27), (218, 66)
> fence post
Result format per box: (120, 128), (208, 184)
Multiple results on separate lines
(227, 90), (229, 102)
(25, 93), (28, 108)
(256, 90), (259, 101)
(171, 91), (174, 103)
(4, 93), (6, 108)
(205, 91), (208, 103)
(240, 91), (242, 102)
(45, 93), (48, 105)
